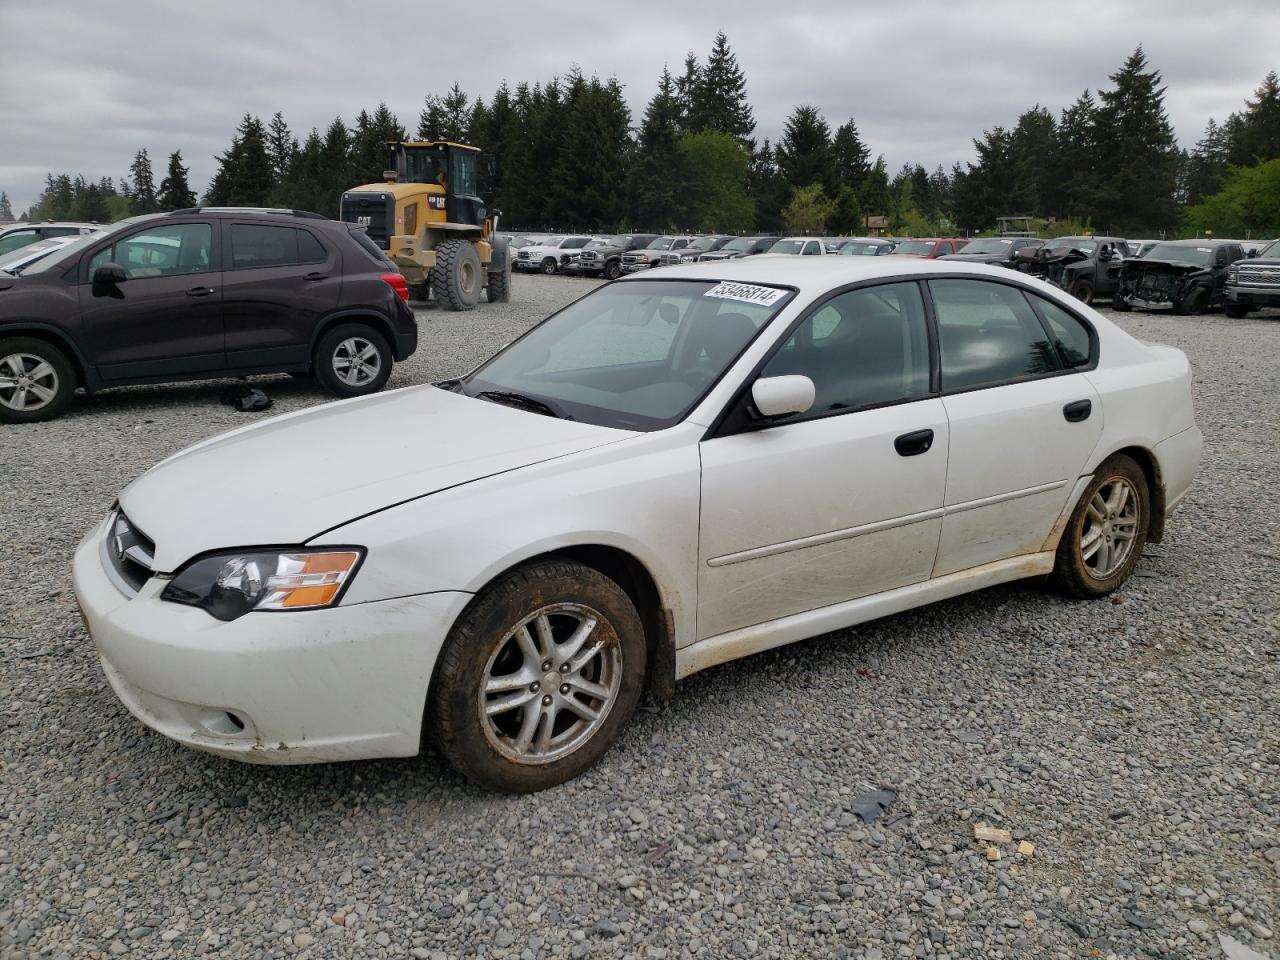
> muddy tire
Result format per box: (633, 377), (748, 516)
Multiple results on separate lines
(428, 560), (648, 793)
(1177, 286), (1209, 316)
(1069, 279), (1094, 304)
(313, 323), (392, 398)
(486, 238), (512, 303)
(430, 239), (483, 311)
(1050, 454), (1150, 599)
(1224, 302), (1250, 319)
(0, 336), (76, 423)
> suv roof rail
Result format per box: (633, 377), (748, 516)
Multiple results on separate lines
(167, 206), (328, 220)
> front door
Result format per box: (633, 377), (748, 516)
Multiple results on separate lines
(79, 221), (224, 381)
(927, 278), (1103, 576)
(221, 223), (341, 370)
(696, 281), (947, 641)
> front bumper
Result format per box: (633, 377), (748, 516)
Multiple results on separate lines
(621, 261), (655, 273)
(1226, 285), (1280, 308)
(72, 518), (470, 764)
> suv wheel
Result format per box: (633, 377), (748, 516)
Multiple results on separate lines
(1177, 286), (1209, 316)
(1224, 302), (1250, 319)
(314, 323), (393, 398)
(540, 257), (558, 275)
(0, 336), (75, 423)
(604, 259), (622, 281)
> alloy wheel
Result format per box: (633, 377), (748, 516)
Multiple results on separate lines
(331, 337), (381, 387)
(1079, 476), (1141, 579)
(0, 352), (59, 413)
(479, 603), (621, 764)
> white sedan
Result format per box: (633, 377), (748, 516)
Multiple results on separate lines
(73, 257), (1202, 792)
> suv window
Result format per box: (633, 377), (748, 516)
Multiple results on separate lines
(298, 229), (327, 263)
(562, 237), (590, 249)
(231, 224), (299, 268)
(1030, 295), (1092, 367)
(762, 282), (932, 417)
(929, 279), (1062, 391)
(89, 223), (213, 279)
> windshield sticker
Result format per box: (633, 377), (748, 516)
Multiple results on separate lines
(1000, 239), (1013, 244)
(1196, 247), (1212, 253)
(704, 281), (787, 306)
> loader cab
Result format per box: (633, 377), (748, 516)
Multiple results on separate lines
(388, 142), (492, 230)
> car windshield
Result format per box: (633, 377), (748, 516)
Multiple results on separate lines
(767, 240), (807, 255)
(954, 238), (1014, 255)
(722, 237), (755, 252)
(19, 222), (127, 275)
(645, 237), (674, 250)
(1259, 240), (1280, 258)
(584, 240), (609, 250)
(838, 242), (888, 256)
(510, 237), (536, 248)
(1147, 244), (1212, 266)
(689, 237), (724, 251)
(891, 240), (937, 256)
(1049, 238), (1097, 254)
(461, 278), (793, 430)
(0, 239), (68, 274)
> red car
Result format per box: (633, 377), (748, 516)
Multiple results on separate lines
(891, 238), (969, 258)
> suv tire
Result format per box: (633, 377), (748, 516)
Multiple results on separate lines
(604, 259), (622, 281)
(1177, 286), (1209, 316)
(540, 257), (558, 275)
(313, 323), (393, 398)
(0, 336), (76, 423)
(1224, 302), (1250, 319)
(431, 239), (482, 311)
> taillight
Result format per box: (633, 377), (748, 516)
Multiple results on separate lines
(380, 272), (409, 302)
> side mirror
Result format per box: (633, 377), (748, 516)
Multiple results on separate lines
(93, 262), (127, 284)
(751, 375), (815, 419)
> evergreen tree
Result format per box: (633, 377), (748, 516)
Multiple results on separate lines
(1227, 71), (1280, 166)
(1057, 90), (1098, 220)
(675, 53), (700, 129)
(157, 150), (198, 210)
(551, 71), (631, 229)
(858, 157), (892, 218)
(831, 119), (871, 194)
(745, 139), (788, 234)
(266, 112), (297, 181)
(351, 103), (406, 186)
(127, 148), (159, 214)
(627, 67), (689, 230)
(0, 192), (14, 221)
(441, 83), (471, 141)
(271, 129), (326, 213)
(678, 130), (753, 233)
(317, 116), (354, 217)
(1009, 105), (1058, 216)
(776, 105), (835, 194)
(688, 32), (755, 143)
(1184, 119), (1231, 205)
(205, 114), (275, 206)
(1089, 47), (1179, 233)
(417, 94), (447, 140)
(782, 183), (836, 234)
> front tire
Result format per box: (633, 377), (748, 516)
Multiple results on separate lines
(540, 257), (558, 275)
(1177, 286), (1209, 316)
(429, 560), (648, 793)
(0, 336), (75, 423)
(1224, 301), (1250, 319)
(313, 323), (393, 398)
(1050, 454), (1150, 598)
(604, 259), (622, 281)
(431, 239), (483, 311)
(1069, 279), (1094, 304)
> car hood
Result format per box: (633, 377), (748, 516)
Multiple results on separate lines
(0, 273), (22, 290)
(119, 385), (634, 571)
(1121, 258), (1207, 277)
(939, 253), (1007, 264)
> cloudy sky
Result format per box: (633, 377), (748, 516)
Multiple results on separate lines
(2, 1), (1277, 214)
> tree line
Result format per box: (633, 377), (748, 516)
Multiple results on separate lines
(16, 36), (1280, 238)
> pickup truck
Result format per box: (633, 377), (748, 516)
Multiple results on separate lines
(656, 235), (736, 267)
(568, 234), (659, 279)
(1223, 238), (1280, 318)
(620, 236), (696, 273)
(1015, 236), (1129, 303)
(698, 236), (777, 262)
(1113, 239), (1245, 314)
(763, 237), (831, 256)
(514, 236), (594, 274)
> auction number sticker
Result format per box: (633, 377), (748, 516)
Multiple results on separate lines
(704, 281), (787, 306)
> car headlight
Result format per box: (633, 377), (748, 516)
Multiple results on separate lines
(160, 548), (364, 621)
(680, 255), (697, 263)
(1227, 266), (1239, 281)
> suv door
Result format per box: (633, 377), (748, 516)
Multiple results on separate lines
(697, 281), (946, 640)
(79, 221), (224, 381)
(221, 223), (340, 370)
(928, 279), (1102, 576)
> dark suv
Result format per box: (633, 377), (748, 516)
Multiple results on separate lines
(0, 208), (417, 423)
(568, 234), (659, 280)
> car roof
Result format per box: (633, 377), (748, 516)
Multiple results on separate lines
(1154, 238), (1234, 247)
(620, 252), (1053, 291)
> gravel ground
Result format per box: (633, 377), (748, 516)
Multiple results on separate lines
(1, 274), (1277, 960)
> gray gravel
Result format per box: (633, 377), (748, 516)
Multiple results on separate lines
(2, 274), (1277, 959)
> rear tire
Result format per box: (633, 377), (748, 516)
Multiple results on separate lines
(0, 336), (75, 423)
(1177, 286), (1209, 316)
(431, 239), (483, 311)
(1050, 454), (1150, 598)
(1069, 279), (1094, 304)
(1224, 302), (1250, 319)
(313, 323), (393, 398)
(486, 238), (512, 303)
(428, 559), (648, 793)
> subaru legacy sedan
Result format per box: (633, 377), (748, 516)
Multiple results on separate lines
(73, 258), (1202, 792)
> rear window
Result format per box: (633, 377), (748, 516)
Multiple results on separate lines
(231, 224), (299, 268)
(349, 228), (391, 265)
(298, 230), (327, 263)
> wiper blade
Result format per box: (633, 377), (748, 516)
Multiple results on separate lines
(476, 390), (573, 420)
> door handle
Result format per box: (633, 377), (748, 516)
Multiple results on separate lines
(303, 271), (328, 281)
(894, 429), (934, 457)
(186, 286), (215, 297)
(1063, 399), (1092, 422)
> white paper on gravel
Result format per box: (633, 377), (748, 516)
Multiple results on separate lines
(704, 282), (787, 307)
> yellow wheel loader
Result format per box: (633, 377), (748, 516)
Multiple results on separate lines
(340, 142), (510, 310)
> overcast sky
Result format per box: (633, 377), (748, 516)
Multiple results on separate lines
(2, 1), (1277, 214)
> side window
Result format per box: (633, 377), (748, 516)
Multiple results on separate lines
(761, 282), (932, 417)
(231, 224), (300, 268)
(298, 230), (327, 263)
(671, 239), (688, 250)
(803, 241), (820, 256)
(1031, 295), (1092, 368)
(91, 223), (212, 279)
(930, 279), (1062, 392)
(564, 237), (589, 249)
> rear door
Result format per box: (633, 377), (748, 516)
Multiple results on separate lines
(928, 278), (1102, 576)
(79, 220), (224, 380)
(221, 223), (341, 370)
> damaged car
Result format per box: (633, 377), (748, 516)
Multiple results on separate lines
(939, 236), (1043, 269)
(1015, 236), (1129, 303)
(1113, 239), (1245, 315)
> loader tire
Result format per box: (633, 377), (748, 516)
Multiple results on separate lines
(486, 237), (512, 303)
(431, 239), (483, 311)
